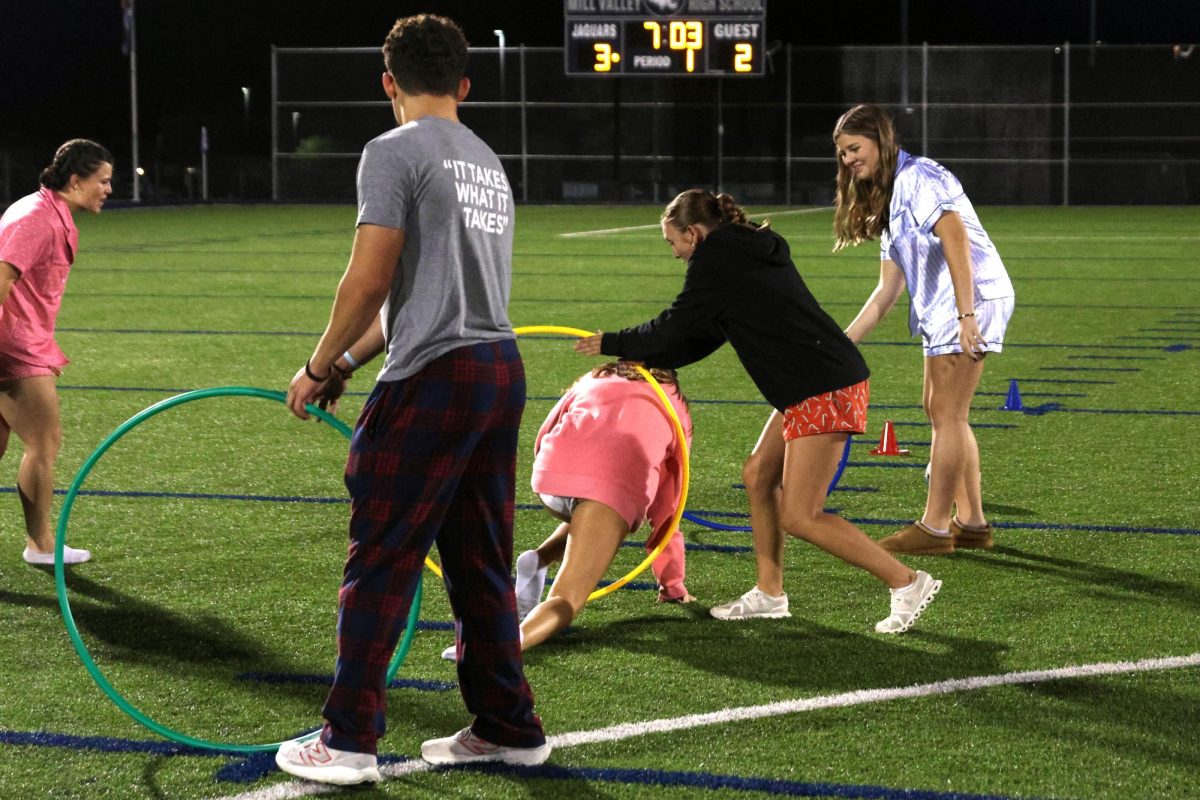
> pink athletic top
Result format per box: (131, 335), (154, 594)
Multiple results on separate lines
(0, 187), (78, 374)
(531, 372), (693, 600)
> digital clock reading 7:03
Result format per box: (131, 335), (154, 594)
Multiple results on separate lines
(564, 0), (767, 77)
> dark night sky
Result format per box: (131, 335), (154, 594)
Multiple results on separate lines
(2, 0), (1198, 165)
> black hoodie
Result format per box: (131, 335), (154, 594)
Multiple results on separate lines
(601, 223), (869, 411)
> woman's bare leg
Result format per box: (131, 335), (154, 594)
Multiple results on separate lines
(778, 432), (914, 589)
(519, 500), (628, 650)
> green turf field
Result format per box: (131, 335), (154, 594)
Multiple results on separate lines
(1, 203), (1197, 799)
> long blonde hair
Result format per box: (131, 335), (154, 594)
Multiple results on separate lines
(831, 104), (900, 251)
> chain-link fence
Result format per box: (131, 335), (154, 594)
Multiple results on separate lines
(271, 42), (1200, 205)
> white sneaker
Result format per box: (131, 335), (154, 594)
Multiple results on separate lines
(421, 727), (551, 766)
(275, 738), (380, 785)
(441, 642), (457, 662)
(514, 550), (547, 620)
(875, 571), (942, 634)
(709, 587), (790, 621)
(23, 545), (91, 565)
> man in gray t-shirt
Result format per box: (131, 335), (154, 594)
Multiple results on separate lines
(357, 114), (514, 382)
(281, 14), (548, 786)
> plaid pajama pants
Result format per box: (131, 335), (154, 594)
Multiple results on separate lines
(319, 338), (545, 754)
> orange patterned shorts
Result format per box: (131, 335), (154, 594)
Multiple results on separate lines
(781, 379), (870, 442)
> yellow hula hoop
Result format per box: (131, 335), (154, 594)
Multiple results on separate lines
(511, 325), (690, 603)
(423, 326), (597, 580)
(425, 325), (690, 601)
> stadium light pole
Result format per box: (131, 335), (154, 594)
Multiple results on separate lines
(122, 0), (141, 203)
(494, 29), (506, 97)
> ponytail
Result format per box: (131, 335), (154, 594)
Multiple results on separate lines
(39, 139), (113, 191)
(662, 189), (763, 231)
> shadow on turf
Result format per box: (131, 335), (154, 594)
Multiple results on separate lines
(959, 546), (1200, 612)
(982, 501), (1038, 517)
(14, 566), (345, 709)
(969, 676), (1200, 776)
(531, 611), (1010, 695)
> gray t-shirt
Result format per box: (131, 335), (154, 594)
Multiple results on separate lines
(356, 115), (515, 381)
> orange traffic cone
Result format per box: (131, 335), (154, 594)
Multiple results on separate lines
(869, 420), (910, 456)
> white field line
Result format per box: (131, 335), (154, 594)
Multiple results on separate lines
(214, 651), (1200, 800)
(558, 207), (831, 238)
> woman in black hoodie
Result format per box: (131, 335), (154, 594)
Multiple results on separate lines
(575, 189), (940, 634)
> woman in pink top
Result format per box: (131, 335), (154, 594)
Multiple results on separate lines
(1, 139), (113, 565)
(520, 360), (693, 649)
(444, 360), (693, 658)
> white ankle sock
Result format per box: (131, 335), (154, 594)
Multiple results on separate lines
(918, 521), (951, 538)
(514, 550), (547, 619)
(23, 545), (91, 565)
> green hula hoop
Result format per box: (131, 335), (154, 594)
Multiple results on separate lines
(54, 386), (423, 754)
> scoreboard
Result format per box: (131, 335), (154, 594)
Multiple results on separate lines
(565, 0), (767, 77)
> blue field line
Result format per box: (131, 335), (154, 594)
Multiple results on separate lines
(0, 729), (1047, 798)
(852, 518), (1200, 536)
(844, 461), (928, 469)
(77, 267), (340, 275)
(1, 486), (352, 504)
(58, 327), (317, 336)
(620, 539), (755, 554)
(976, 390), (1087, 397)
(1117, 335), (1199, 342)
(71, 291), (332, 299)
(1038, 366), (1141, 372)
(686, 512), (1200, 537)
(417, 620), (455, 631)
(596, 580), (659, 590)
(51, 385), (1197, 415)
(50, 384), (763, 408)
(860, 339), (1182, 350)
(464, 762), (1044, 800)
(1049, 406), (1200, 417)
(51, 324), (1192, 355)
(883, 420), (1020, 429)
(236, 672), (456, 692)
(0, 728), (231, 757)
(852, 439), (930, 447)
(1009, 378), (1118, 384)
(58, 383), (195, 393)
(1065, 355), (1162, 361)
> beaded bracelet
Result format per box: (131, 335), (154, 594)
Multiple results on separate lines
(956, 311), (976, 320)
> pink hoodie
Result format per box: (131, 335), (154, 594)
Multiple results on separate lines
(531, 372), (692, 599)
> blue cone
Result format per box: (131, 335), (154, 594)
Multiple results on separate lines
(1000, 379), (1023, 411)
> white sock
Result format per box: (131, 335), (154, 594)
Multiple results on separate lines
(514, 550), (547, 619)
(918, 521), (951, 538)
(892, 577), (917, 595)
(23, 545), (91, 565)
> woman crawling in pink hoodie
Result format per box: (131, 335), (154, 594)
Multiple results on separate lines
(444, 360), (693, 659)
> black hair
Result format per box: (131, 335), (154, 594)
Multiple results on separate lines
(382, 14), (469, 96)
(39, 139), (113, 190)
